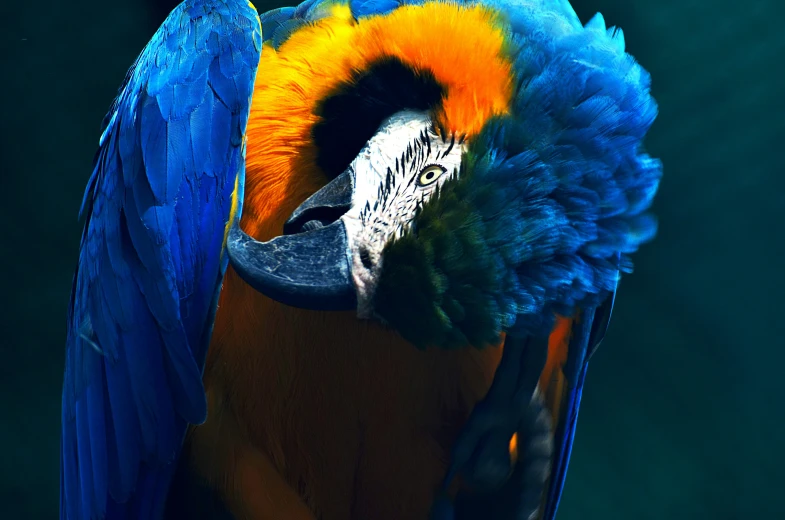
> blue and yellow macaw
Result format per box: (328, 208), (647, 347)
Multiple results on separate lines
(60, 0), (661, 518)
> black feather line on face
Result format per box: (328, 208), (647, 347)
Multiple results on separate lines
(385, 167), (393, 193)
(359, 129), (455, 225)
(444, 134), (456, 157)
(312, 57), (446, 180)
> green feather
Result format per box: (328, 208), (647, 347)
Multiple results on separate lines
(375, 150), (506, 350)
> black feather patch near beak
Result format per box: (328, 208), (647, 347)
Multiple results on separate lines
(227, 169), (356, 311)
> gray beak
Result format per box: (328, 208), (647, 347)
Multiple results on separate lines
(226, 169), (357, 311)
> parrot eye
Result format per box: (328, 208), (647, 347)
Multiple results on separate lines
(417, 164), (447, 187)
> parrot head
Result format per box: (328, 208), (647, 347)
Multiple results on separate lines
(315, 109), (466, 319)
(227, 1), (661, 350)
(230, 104), (466, 316)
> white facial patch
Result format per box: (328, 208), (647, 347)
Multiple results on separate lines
(340, 110), (466, 318)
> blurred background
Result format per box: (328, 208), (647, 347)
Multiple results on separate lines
(2, 0), (783, 518)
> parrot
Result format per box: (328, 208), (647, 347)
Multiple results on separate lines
(60, 0), (662, 518)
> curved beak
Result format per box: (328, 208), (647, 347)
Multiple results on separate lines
(226, 169), (357, 311)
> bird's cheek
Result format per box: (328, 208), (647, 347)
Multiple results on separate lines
(342, 216), (376, 319)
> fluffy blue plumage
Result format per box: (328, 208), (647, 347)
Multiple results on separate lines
(61, 1), (261, 518)
(350, 0), (581, 25)
(259, 0), (343, 48)
(472, 8), (661, 338)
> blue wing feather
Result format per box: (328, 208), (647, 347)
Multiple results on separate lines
(61, 1), (261, 518)
(541, 279), (618, 520)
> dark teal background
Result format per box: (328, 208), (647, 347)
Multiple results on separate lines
(2, 0), (783, 517)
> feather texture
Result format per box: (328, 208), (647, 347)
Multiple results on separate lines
(60, 1), (261, 518)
